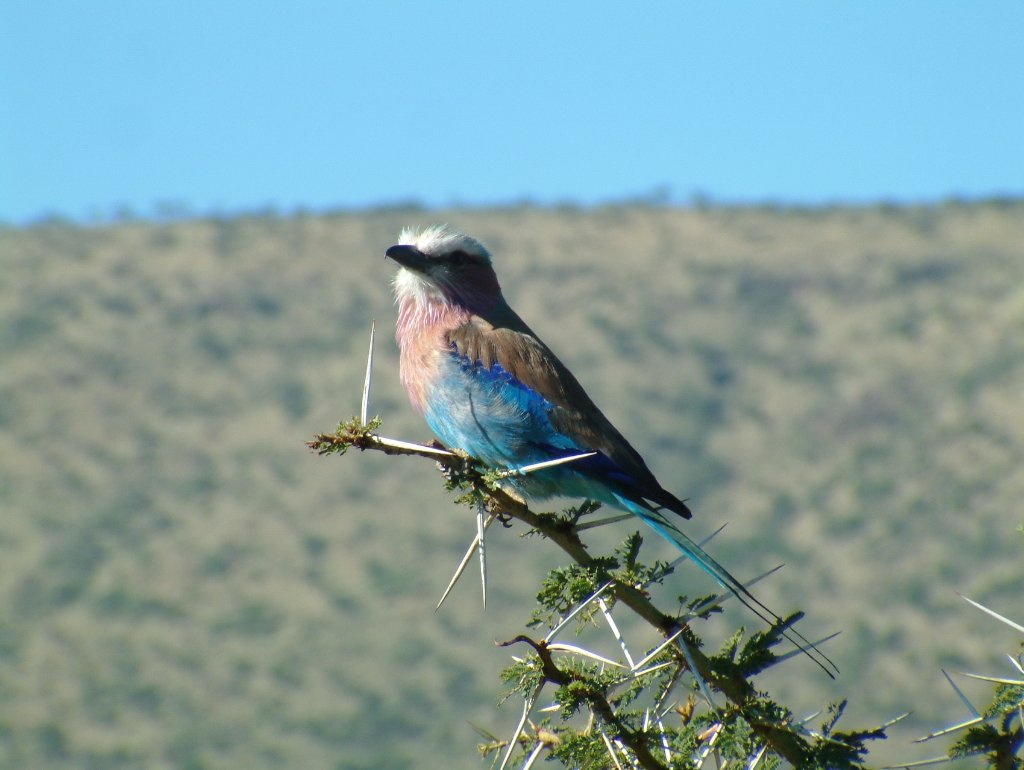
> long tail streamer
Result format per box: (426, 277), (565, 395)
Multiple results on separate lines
(631, 506), (839, 678)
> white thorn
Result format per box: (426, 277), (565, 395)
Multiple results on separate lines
(744, 742), (769, 769)
(575, 513), (635, 532)
(497, 685), (541, 770)
(477, 503), (487, 610)
(436, 512), (497, 611)
(653, 666), (686, 718)
(520, 741), (545, 770)
(598, 730), (627, 770)
(653, 714), (672, 765)
(627, 661), (674, 680)
(958, 592), (1024, 634)
(546, 643), (625, 668)
(694, 722), (722, 767)
(879, 757), (966, 768)
(494, 451), (597, 478)
(941, 668), (981, 718)
(544, 581), (613, 642)
(675, 635), (717, 710)
(598, 597), (635, 669)
(632, 627), (686, 671)
(913, 713), (986, 742)
(371, 435), (456, 456)
(361, 320), (375, 425)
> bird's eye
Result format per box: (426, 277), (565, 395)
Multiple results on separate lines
(448, 250), (468, 266)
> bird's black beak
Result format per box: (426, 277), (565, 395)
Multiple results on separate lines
(385, 244), (429, 272)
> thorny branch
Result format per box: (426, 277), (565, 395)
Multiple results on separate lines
(308, 418), (845, 768)
(499, 634), (666, 770)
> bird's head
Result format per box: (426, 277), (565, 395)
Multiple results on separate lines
(387, 225), (502, 312)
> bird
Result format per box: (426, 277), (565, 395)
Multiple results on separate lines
(386, 225), (834, 674)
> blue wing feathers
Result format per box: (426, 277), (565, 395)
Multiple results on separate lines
(424, 347), (671, 509)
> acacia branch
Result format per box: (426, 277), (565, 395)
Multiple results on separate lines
(499, 634), (666, 770)
(309, 421), (820, 766)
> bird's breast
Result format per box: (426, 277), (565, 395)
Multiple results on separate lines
(397, 330), (445, 415)
(395, 299), (471, 414)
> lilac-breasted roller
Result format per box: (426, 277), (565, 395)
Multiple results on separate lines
(387, 225), (832, 671)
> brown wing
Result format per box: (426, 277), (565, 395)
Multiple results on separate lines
(445, 302), (691, 518)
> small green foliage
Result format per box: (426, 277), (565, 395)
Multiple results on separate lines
(525, 501), (601, 539)
(713, 709), (760, 758)
(683, 591), (725, 620)
(805, 700), (886, 769)
(447, 464), (488, 506)
(615, 531), (644, 569)
(708, 628), (744, 672)
(983, 680), (1024, 720)
(608, 661), (669, 714)
(947, 676), (1024, 766)
(528, 533), (675, 631)
(821, 699), (850, 736)
(479, 467), (512, 489)
(556, 667), (619, 719)
(734, 624), (783, 677)
(560, 499), (603, 525)
(305, 415), (382, 455)
(613, 531), (673, 590)
(950, 723), (1005, 759)
(530, 563), (615, 629)
(498, 654), (544, 702)
(547, 729), (613, 768)
(707, 619), (802, 681)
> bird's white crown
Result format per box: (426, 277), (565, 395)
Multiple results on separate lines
(397, 225), (491, 262)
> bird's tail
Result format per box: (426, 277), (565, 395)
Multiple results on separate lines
(625, 503), (838, 678)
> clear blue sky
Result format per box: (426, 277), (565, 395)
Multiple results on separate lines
(2, 1), (1022, 223)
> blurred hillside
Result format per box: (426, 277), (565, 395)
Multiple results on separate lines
(1, 201), (1022, 769)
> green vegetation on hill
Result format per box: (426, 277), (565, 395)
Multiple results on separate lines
(1, 201), (1022, 768)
